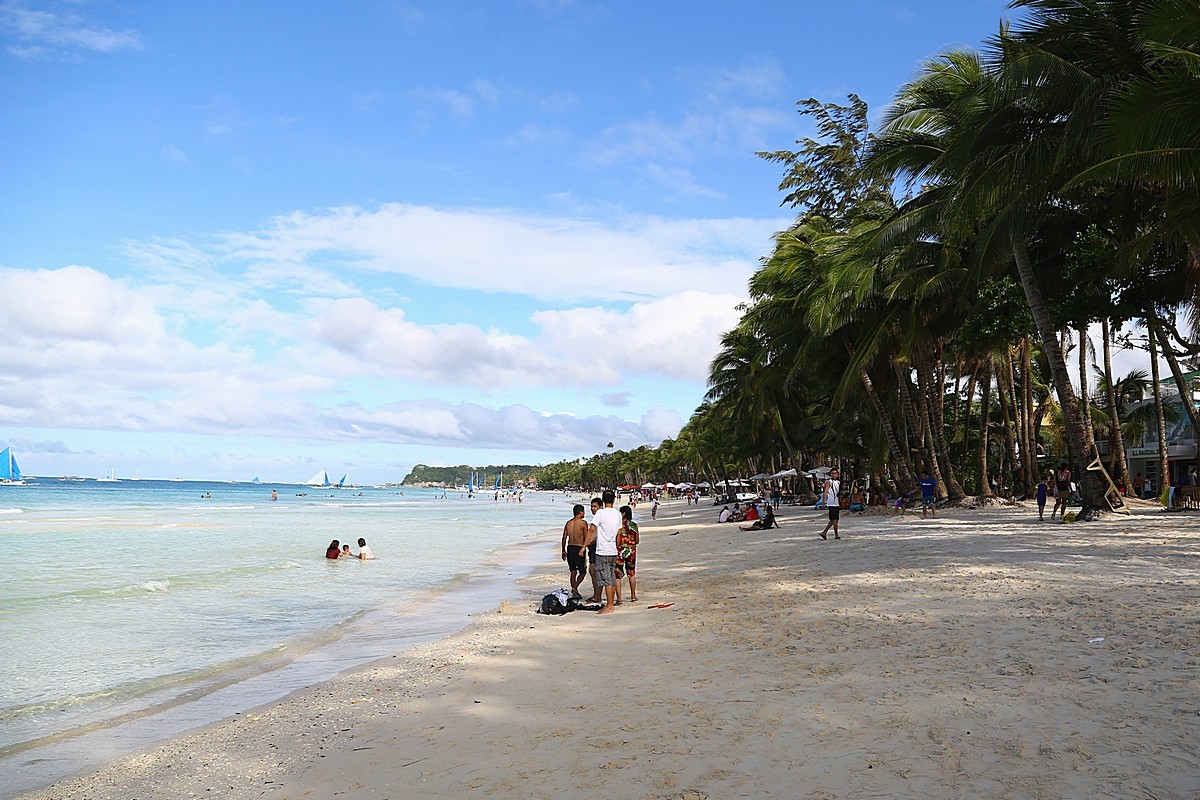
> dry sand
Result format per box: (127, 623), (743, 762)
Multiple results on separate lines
(13, 499), (1200, 799)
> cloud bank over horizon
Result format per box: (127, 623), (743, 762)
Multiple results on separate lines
(0, 203), (773, 477)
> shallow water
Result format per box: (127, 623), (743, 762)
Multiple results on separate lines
(0, 479), (571, 754)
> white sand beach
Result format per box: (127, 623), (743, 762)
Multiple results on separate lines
(14, 499), (1200, 799)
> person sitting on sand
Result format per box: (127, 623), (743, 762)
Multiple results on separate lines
(740, 505), (777, 531)
(718, 505), (732, 523)
(615, 505), (639, 604)
(357, 537), (375, 560)
(325, 540), (341, 559)
(744, 504), (760, 522)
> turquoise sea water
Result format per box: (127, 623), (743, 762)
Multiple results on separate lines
(0, 479), (569, 760)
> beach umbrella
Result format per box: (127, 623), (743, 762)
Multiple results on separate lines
(748, 473), (770, 480)
(768, 468), (798, 479)
(641, 482), (656, 489)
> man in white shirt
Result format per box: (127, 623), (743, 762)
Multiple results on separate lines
(582, 489), (622, 614)
(818, 468), (842, 541)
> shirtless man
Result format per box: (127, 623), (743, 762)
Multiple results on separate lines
(560, 504), (589, 598)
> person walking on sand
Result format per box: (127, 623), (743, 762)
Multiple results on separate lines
(818, 468), (841, 540)
(917, 470), (938, 519)
(1051, 464), (1071, 520)
(560, 504), (589, 598)
(1036, 474), (1049, 521)
(615, 505), (640, 605)
(581, 490), (622, 614)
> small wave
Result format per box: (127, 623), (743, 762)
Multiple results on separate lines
(0, 507), (23, 514)
(100, 580), (170, 595)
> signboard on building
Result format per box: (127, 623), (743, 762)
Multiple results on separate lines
(1131, 448), (1159, 457)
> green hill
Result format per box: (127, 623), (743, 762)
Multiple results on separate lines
(402, 463), (538, 487)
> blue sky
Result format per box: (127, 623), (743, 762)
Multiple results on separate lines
(0, 0), (1015, 483)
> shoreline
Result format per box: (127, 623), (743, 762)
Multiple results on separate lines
(0, 517), (564, 798)
(12, 498), (1200, 799)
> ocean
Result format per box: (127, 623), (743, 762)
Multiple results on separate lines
(0, 478), (572, 770)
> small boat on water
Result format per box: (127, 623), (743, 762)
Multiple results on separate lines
(97, 468), (120, 483)
(0, 447), (24, 484)
(305, 469), (332, 487)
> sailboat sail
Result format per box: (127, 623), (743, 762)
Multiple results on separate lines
(0, 447), (22, 482)
(305, 469), (330, 487)
(468, 471), (477, 493)
(493, 472), (502, 491)
(337, 474), (347, 488)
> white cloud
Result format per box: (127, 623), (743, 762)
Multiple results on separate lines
(303, 296), (606, 387)
(0, 2), (142, 58)
(208, 202), (778, 303)
(2, 206), (775, 465)
(640, 406), (685, 443)
(409, 87), (477, 121)
(534, 290), (745, 383)
(161, 145), (191, 165)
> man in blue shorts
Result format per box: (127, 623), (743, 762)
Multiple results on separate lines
(917, 470), (938, 518)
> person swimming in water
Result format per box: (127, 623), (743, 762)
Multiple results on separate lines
(325, 540), (341, 559)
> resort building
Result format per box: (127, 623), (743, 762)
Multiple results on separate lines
(1106, 370), (1200, 493)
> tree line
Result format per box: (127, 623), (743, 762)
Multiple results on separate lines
(534, 1), (1200, 516)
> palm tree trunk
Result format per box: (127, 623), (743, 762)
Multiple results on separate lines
(1079, 324), (1095, 446)
(1101, 318), (1133, 494)
(960, 367), (978, 470)
(1022, 338), (1039, 490)
(930, 345), (965, 499)
(978, 358), (995, 497)
(997, 350), (1020, 498)
(1149, 327), (1170, 497)
(914, 352), (948, 499)
(861, 368), (914, 489)
(894, 362), (922, 472)
(1011, 237), (1103, 517)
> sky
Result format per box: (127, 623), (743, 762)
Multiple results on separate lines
(0, 0), (1026, 483)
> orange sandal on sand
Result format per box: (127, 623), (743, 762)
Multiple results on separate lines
(647, 602), (674, 609)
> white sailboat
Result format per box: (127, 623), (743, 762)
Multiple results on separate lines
(305, 469), (331, 487)
(0, 447), (24, 484)
(97, 468), (120, 483)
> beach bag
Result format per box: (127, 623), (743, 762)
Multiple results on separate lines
(538, 589), (574, 615)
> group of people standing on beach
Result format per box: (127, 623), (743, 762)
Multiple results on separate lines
(560, 489), (639, 615)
